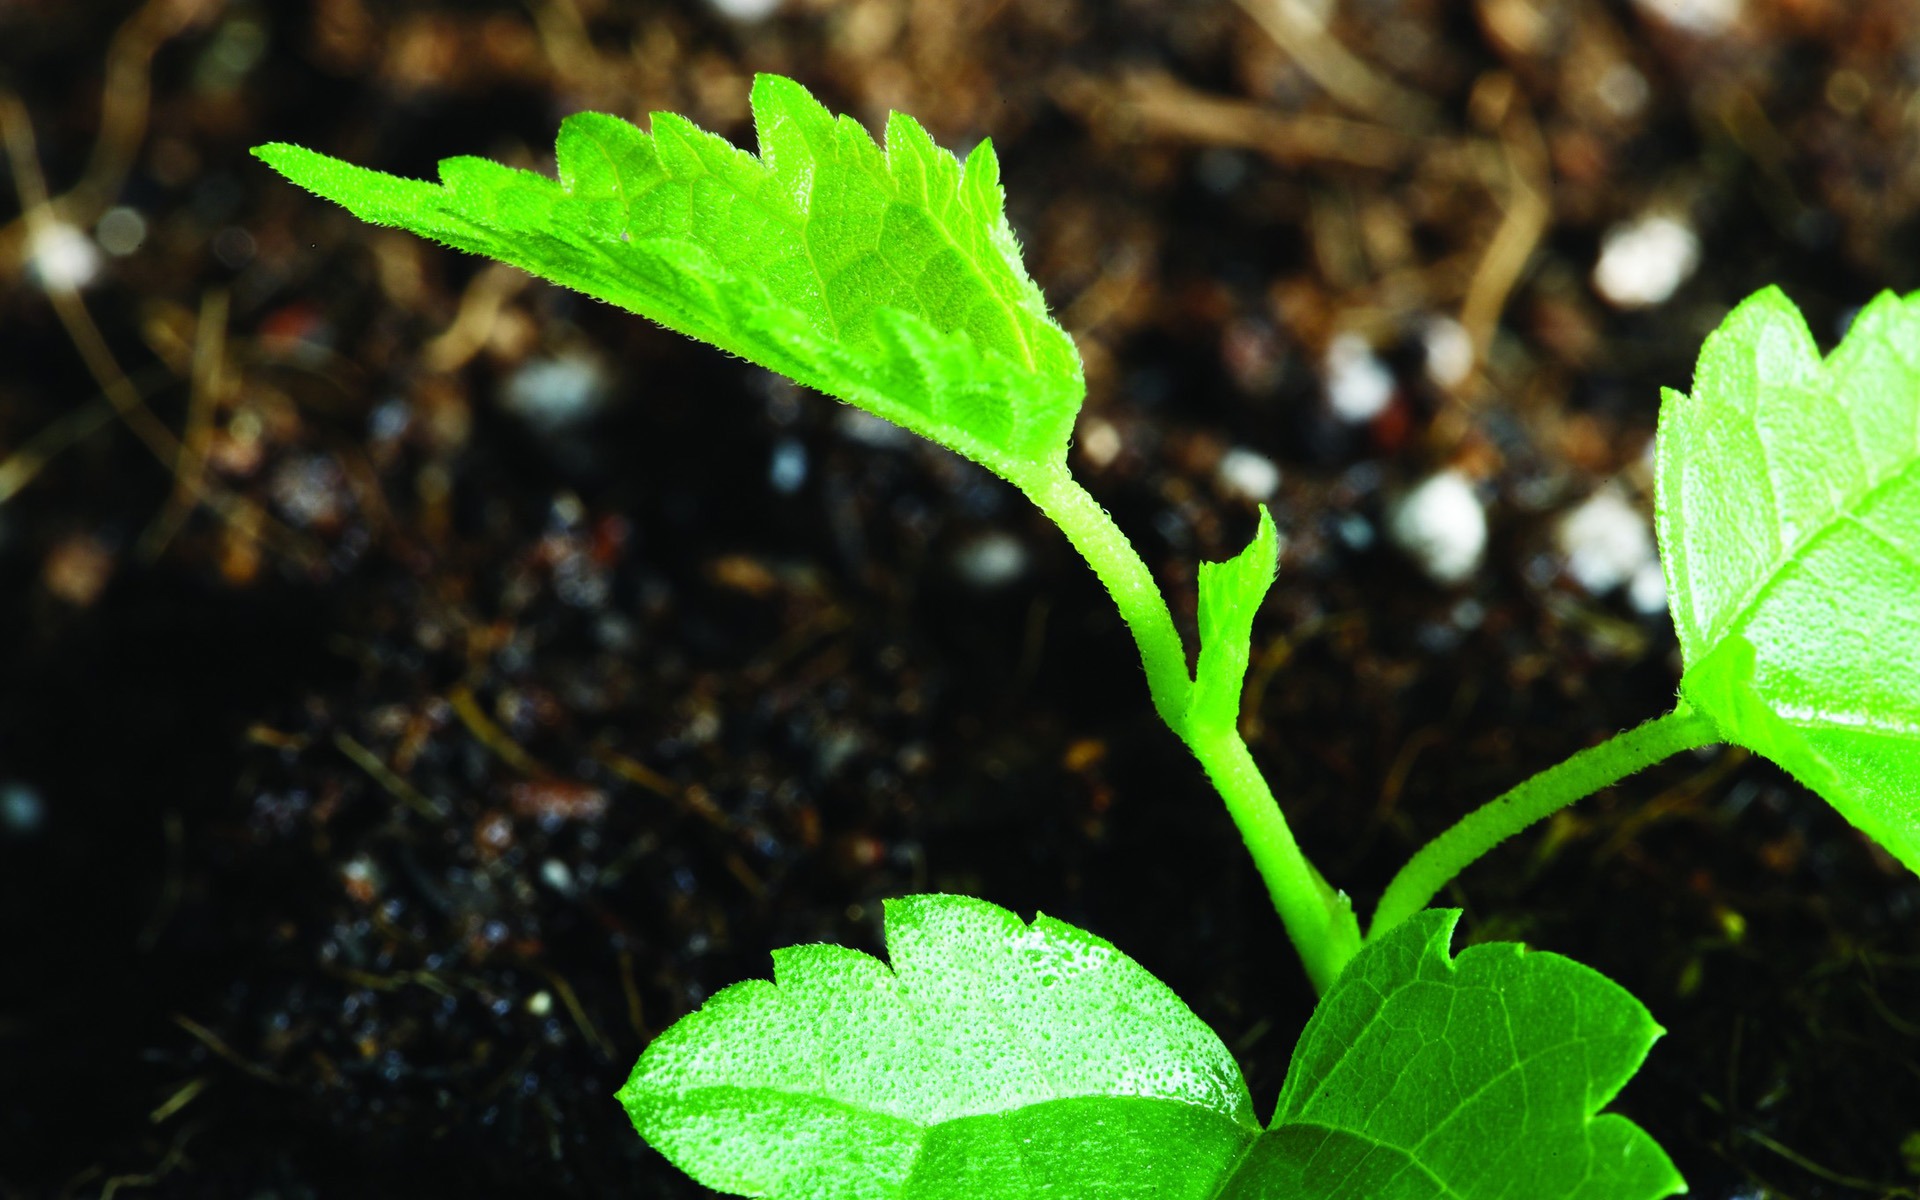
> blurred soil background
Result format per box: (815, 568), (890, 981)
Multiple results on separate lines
(2, 0), (1919, 1195)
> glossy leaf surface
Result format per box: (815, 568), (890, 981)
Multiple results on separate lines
(1657, 287), (1920, 871)
(254, 75), (1083, 486)
(1226, 909), (1683, 1200)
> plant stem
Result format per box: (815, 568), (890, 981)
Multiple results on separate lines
(1365, 704), (1720, 942)
(1018, 463), (1195, 731)
(1187, 725), (1360, 994)
(1020, 462), (1358, 993)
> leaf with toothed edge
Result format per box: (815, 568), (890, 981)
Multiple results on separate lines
(255, 78), (1688, 1200)
(617, 894), (1261, 1199)
(1227, 909), (1683, 1200)
(1657, 287), (1920, 872)
(615, 897), (1682, 1199)
(252, 74), (1084, 487)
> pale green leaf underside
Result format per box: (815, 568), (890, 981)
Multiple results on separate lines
(253, 74), (1083, 485)
(1189, 505), (1281, 734)
(1657, 287), (1920, 871)
(618, 898), (1679, 1200)
(618, 894), (1259, 1199)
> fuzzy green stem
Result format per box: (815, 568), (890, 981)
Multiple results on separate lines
(1018, 463), (1196, 731)
(1020, 462), (1359, 993)
(1187, 726), (1361, 994)
(1366, 704), (1720, 943)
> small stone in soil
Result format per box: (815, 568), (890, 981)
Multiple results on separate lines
(1632, 0), (1740, 35)
(0, 782), (46, 835)
(1557, 487), (1655, 595)
(1216, 447), (1281, 503)
(951, 531), (1029, 589)
(1389, 470), (1486, 585)
(769, 438), (808, 494)
(1592, 214), (1701, 309)
(708, 0), (781, 19)
(1421, 316), (1475, 389)
(25, 221), (101, 291)
(1077, 418), (1123, 470)
(501, 353), (613, 433)
(1324, 332), (1395, 423)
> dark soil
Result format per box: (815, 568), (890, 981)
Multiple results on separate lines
(3, 1), (1918, 1197)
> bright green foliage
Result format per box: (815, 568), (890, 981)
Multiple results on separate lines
(617, 894), (1261, 1198)
(1227, 909), (1683, 1200)
(619, 898), (1679, 1199)
(1187, 505), (1280, 735)
(253, 75), (1084, 486)
(1657, 287), (1920, 872)
(257, 78), (1716, 1197)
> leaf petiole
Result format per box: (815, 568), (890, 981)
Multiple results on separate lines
(1365, 704), (1721, 943)
(1185, 724), (1361, 993)
(1020, 461), (1361, 993)
(1017, 462), (1194, 729)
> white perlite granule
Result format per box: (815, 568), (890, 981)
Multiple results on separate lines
(1593, 214), (1701, 309)
(1390, 470), (1486, 585)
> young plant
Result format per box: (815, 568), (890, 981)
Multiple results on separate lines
(255, 75), (1919, 1197)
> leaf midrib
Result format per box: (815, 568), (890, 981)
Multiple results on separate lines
(668, 1079), (1259, 1133)
(1694, 430), (1920, 696)
(1279, 1027), (1630, 1199)
(1251, 1119), (1465, 1200)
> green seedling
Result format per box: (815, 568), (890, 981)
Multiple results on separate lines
(255, 74), (1919, 1197)
(620, 895), (1676, 1199)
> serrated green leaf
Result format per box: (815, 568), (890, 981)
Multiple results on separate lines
(617, 894), (1261, 1199)
(1225, 910), (1683, 1200)
(1187, 505), (1280, 735)
(253, 75), (1084, 486)
(1656, 287), (1920, 871)
(622, 898), (1679, 1199)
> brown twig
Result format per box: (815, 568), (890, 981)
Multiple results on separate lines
(172, 1013), (284, 1086)
(1697, 1091), (1920, 1197)
(1591, 746), (1746, 864)
(147, 1076), (209, 1124)
(92, 1122), (199, 1200)
(449, 683), (550, 778)
(1052, 69), (1412, 171)
(616, 946), (647, 1041)
(1453, 102), (1553, 401)
(0, 0), (217, 273)
(333, 731), (448, 821)
(537, 967), (616, 1060)
(0, 392), (121, 504)
(590, 742), (681, 800)
(1230, 0), (1438, 130)
(3, 93), (184, 464)
(420, 263), (529, 372)
(1239, 613), (1353, 742)
(1, 93), (322, 569)
(140, 290), (229, 560)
